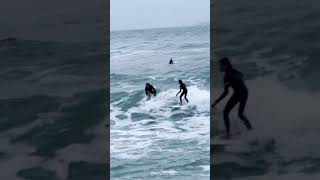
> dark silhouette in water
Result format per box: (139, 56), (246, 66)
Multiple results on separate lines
(212, 57), (253, 138)
(169, 58), (174, 64)
(176, 80), (189, 105)
(145, 83), (156, 100)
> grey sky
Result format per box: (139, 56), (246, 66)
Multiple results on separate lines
(111, 0), (209, 31)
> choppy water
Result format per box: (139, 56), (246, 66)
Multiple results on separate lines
(0, 38), (107, 179)
(110, 26), (210, 179)
(212, 0), (320, 179)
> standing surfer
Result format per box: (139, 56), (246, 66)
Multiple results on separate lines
(176, 80), (189, 105)
(145, 83), (157, 100)
(212, 57), (253, 138)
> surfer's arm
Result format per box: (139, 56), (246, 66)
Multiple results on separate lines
(213, 84), (230, 106)
(152, 87), (157, 95)
(145, 89), (148, 96)
(176, 89), (182, 96)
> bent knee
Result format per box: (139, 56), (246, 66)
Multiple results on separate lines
(238, 113), (245, 118)
(223, 109), (230, 116)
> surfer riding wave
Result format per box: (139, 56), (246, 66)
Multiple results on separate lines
(212, 57), (253, 138)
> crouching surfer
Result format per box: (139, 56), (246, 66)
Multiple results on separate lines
(212, 57), (253, 138)
(176, 80), (189, 105)
(145, 83), (157, 100)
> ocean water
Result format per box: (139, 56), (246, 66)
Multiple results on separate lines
(212, 0), (320, 179)
(0, 38), (107, 179)
(110, 26), (210, 179)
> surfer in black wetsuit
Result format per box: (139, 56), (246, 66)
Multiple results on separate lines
(169, 58), (174, 64)
(212, 57), (253, 137)
(176, 80), (189, 105)
(145, 83), (156, 100)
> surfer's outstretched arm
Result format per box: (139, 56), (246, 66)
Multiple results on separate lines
(212, 84), (230, 107)
(176, 89), (182, 96)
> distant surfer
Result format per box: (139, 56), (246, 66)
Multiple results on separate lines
(145, 83), (156, 100)
(176, 80), (189, 105)
(212, 57), (253, 138)
(169, 58), (174, 64)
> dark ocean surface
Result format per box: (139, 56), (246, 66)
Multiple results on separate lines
(212, 0), (320, 179)
(0, 0), (108, 179)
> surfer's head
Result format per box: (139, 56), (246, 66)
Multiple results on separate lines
(146, 83), (150, 87)
(219, 57), (232, 72)
(178, 80), (182, 84)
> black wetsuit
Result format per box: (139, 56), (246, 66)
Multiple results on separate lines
(145, 85), (156, 97)
(218, 68), (252, 134)
(179, 83), (189, 104)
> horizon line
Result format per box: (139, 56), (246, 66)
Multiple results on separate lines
(111, 23), (209, 32)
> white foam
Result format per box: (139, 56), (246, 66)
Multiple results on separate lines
(110, 86), (210, 160)
(200, 165), (210, 171)
(213, 76), (320, 177)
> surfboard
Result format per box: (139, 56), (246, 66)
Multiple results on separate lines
(170, 105), (182, 111)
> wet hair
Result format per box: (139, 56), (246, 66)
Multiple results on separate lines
(219, 57), (232, 68)
(146, 83), (150, 86)
(178, 80), (182, 84)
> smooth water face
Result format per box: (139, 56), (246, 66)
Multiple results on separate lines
(110, 26), (210, 179)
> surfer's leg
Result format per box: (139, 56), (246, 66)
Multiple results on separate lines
(238, 94), (252, 130)
(184, 91), (189, 103)
(223, 95), (239, 135)
(179, 92), (184, 105)
(146, 92), (151, 101)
